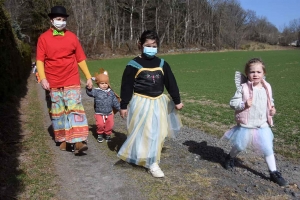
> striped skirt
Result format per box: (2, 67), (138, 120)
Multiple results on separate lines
(49, 85), (89, 143)
(117, 94), (182, 168)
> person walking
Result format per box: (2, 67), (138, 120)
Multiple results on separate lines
(36, 6), (92, 155)
(117, 30), (183, 178)
(86, 69), (120, 143)
(223, 58), (287, 186)
(31, 61), (40, 83)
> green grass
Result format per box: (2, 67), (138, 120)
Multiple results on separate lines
(19, 80), (56, 199)
(84, 50), (300, 158)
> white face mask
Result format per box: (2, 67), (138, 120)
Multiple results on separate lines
(52, 20), (66, 31)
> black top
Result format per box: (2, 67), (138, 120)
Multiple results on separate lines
(120, 55), (181, 109)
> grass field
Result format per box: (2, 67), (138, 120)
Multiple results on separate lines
(85, 50), (300, 158)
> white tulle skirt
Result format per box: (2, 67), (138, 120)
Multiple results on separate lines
(222, 125), (274, 156)
(117, 94), (182, 168)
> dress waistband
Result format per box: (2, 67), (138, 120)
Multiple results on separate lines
(134, 93), (163, 99)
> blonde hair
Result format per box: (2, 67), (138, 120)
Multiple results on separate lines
(244, 58), (266, 75)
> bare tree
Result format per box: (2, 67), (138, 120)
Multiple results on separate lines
(129, 0), (136, 41)
(289, 18), (300, 41)
(183, 0), (190, 46)
(219, 0), (250, 49)
(140, 0), (148, 33)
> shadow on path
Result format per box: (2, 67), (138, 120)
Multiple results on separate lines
(183, 140), (226, 164)
(0, 74), (31, 199)
(183, 140), (269, 180)
(89, 124), (146, 172)
(89, 124), (127, 153)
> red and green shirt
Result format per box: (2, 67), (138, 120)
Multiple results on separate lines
(36, 29), (86, 88)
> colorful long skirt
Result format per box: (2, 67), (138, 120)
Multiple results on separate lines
(222, 125), (274, 156)
(117, 94), (182, 168)
(49, 85), (89, 143)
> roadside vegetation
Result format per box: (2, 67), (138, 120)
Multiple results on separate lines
(0, 77), (56, 199)
(16, 79), (56, 199)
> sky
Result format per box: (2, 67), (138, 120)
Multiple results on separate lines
(239, 0), (300, 31)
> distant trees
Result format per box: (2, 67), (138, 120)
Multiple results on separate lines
(4, 0), (297, 56)
(246, 16), (279, 45)
(214, 0), (251, 49)
(279, 18), (300, 46)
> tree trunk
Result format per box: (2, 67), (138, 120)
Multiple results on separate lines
(130, 0), (136, 41)
(183, 0), (190, 46)
(141, 0), (148, 33)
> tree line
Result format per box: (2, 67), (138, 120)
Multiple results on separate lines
(4, 0), (300, 56)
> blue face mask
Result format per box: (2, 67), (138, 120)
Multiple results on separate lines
(143, 47), (157, 58)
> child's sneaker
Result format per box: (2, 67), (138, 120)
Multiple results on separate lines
(70, 144), (75, 152)
(224, 154), (235, 170)
(270, 171), (288, 186)
(97, 135), (104, 143)
(106, 135), (111, 142)
(149, 163), (164, 178)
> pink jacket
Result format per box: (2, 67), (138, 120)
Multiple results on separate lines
(234, 79), (274, 126)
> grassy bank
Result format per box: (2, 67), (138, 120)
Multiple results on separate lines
(85, 50), (300, 159)
(17, 78), (56, 199)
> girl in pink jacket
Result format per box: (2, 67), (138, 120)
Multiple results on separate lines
(223, 58), (287, 186)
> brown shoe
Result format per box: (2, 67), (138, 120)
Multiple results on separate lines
(59, 141), (66, 151)
(74, 142), (88, 154)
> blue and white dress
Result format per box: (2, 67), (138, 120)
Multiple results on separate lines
(117, 59), (182, 168)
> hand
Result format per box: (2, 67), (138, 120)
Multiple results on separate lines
(86, 78), (93, 89)
(175, 103), (184, 110)
(41, 79), (50, 90)
(120, 109), (128, 119)
(245, 98), (252, 108)
(270, 107), (276, 116)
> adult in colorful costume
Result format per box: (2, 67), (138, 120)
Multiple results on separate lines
(117, 30), (183, 178)
(36, 6), (92, 154)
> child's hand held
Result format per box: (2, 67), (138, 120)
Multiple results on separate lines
(120, 109), (128, 119)
(86, 78), (93, 89)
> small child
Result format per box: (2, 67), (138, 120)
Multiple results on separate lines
(223, 58), (287, 186)
(86, 69), (120, 143)
(31, 61), (40, 83)
(31, 61), (36, 73)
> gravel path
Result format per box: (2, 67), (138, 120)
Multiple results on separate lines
(37, 84), (145, 200)
(36, 81), (300, 200)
